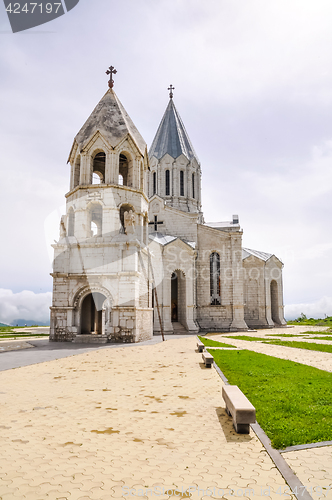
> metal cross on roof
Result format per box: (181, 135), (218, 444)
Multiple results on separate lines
(149, 215), (164, 232)
(168, 84), (175, 99)
(106, 65), (117, 89)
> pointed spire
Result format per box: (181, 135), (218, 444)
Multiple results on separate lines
(149, 98), (199, 163)
(73, 89), (146, 156)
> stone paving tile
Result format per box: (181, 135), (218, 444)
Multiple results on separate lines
(0, 341), (34, 352)
(284, 446), (332, 500)
(0, 337), (297, 500)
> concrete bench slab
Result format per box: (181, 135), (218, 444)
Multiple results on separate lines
(202, 352), (214, 367)
(197, 340), (205, 352)
(222, 385), (256, 434)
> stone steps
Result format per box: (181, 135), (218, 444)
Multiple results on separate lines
(172, 322), (188, 334)
(73, 335), (108, 344)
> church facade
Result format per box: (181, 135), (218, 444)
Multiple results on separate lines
(50, 75), (286, 342)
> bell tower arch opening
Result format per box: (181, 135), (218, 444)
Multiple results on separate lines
(119, 152), (134, 187)
(92, 151), (106, 184)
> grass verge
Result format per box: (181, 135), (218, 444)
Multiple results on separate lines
(198, 336), (235, 348)
(209, 348), (332, 448)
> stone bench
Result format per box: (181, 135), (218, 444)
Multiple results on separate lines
(197, 340), (205, 352)
(222, 385), (256, 434)
(202, 352), (214, 368)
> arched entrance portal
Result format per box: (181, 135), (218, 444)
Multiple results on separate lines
(81, 292), (107, 334)
(270, 280), (280, 325)
(171, 270), (186, 328)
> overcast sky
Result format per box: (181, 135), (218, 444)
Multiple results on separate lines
(0, 0), (331, 324)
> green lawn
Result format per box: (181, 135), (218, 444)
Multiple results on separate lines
(209, 349), (332, 449)
(0, 326), (49, 340)
(198, 336), (235, 348)
(288, 316), (332, 328)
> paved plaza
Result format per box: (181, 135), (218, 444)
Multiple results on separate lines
(0, 327), (331, 499)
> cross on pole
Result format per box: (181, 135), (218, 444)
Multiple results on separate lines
(168, 84), (175, 98)
(149, 215), (164, 232)
(106, 65), (117, 88)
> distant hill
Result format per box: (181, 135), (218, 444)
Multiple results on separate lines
(11, 319), (50, 327)
(0, 322), (10, 327)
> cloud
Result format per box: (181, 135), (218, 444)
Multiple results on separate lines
(285, 296), (332, 320)
(0, 289), (52, 325)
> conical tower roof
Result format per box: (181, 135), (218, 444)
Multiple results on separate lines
(73, 89), (146, 156)
(149, 99), (199, 163)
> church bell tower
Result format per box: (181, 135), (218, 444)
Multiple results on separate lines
(50, 67), (153, 343)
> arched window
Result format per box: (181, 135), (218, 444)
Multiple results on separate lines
(180, 171), (184, 196)
(210, 252), (221, 305)
(192, 173), (195, 199)
(165, 170), (170, 196)
(68, 208), (75, 237)
(88, 204), (103, 237)
(92, 152), (105, 184)
(153, 172), (157, 195)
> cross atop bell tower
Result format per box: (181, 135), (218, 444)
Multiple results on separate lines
(168, 84), (175, 99)
(106, 65), (117, 89)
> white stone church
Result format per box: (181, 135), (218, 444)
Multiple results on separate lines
(50, 74), (286, 343)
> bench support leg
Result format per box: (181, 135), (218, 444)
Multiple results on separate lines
(234, 422), (250, 434)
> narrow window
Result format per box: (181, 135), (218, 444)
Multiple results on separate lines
(118, 174), (124, 185)
(210, 252), (221, 305)
(180, 171), (184, 196)
(165, 170), (170, 196)
(153, 172), (157, 195)
(192, 173), (195, 199)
